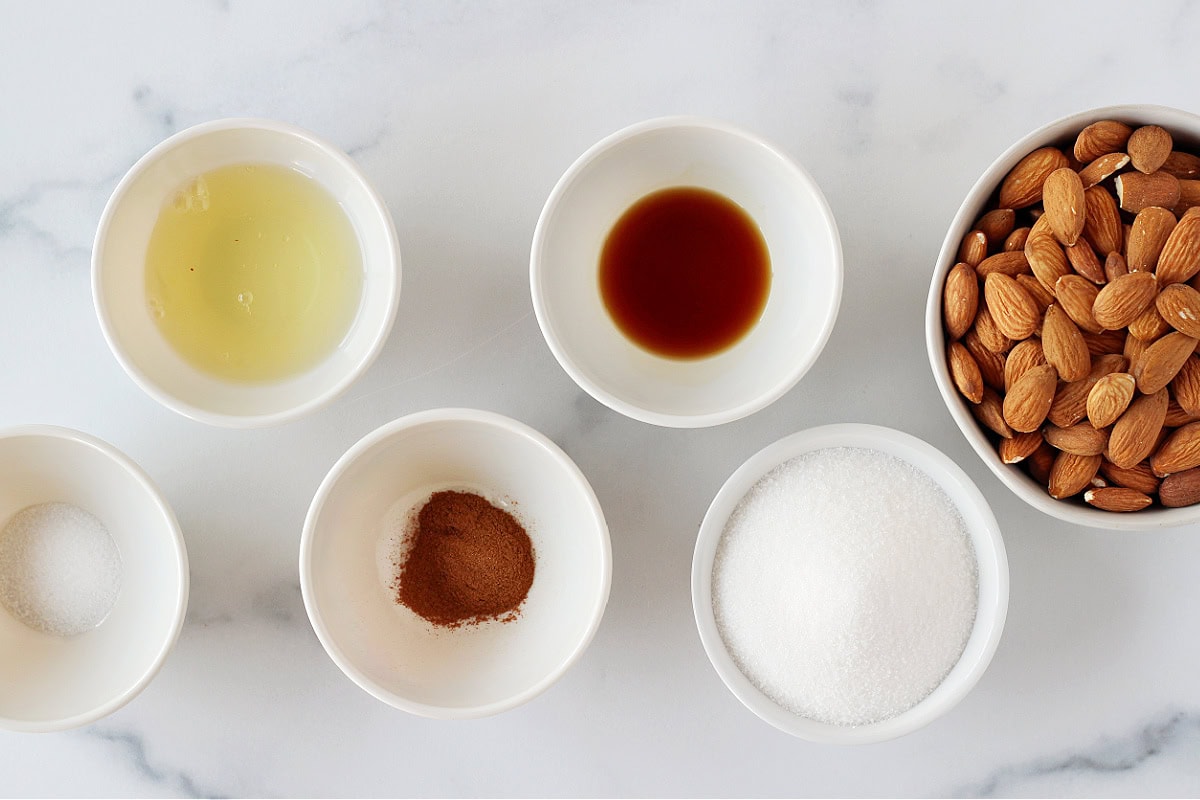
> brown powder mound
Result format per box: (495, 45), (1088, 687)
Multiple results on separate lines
(396, 490), (535, 628)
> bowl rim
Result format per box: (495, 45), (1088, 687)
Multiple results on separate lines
(298, 407), (614, 719)
(91, 116), (402, 429)
(529, 114), (843, 429)
(0, 424), (190, 733)
(925, 103), (1200, 530)
(691, 422), (1008, 743)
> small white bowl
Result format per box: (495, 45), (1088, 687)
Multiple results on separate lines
(300, 408), (612, 718)
(93, 118), (400, 428)
(0, 426), (188, 732)
(692, 423), (1008, 743)
(530, 116), (842, 428)
(926, 104), (1200, 529)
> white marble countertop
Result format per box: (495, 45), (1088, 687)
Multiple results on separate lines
(3, 2), (1200, 797)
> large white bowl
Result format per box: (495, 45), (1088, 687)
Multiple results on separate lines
(531, 116), (842, 428)
(692, 424), (1008, 743)
(926, 104), (1200, 529)
(300, 409), (612, 718)
(0, 426), (189, 732)
(93, 118), (400, 428)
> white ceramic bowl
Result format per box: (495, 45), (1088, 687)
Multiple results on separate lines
(926, 104), (1200, 529)
(300, 408), (611, 718)
(0, 426), (188, 732)
(93, 118), (400, 427)
(692, 423), (1008, 743)
(531, 116), (842, 428)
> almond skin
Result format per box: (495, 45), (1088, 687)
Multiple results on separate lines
(976, 208), (1016, 245)
(1005, 227), (1032, 252)
(1025, 216), (1072, 291)
(1042, 304), (1091, 382)
(972, 387), (1013, 439)
(958, 230), (988, 267)
(1172, 355), (1200, 417)
(1132, 331), (1199, 394)
(1083, 330), (1126, 356)
(1003, 364), (1058, 433)
(1155, 209), (1200, 285)
(999, 430), (1043, 464)
(1107, 387), (1169, 469)
(1048, 452), (1103, 499)
(984, 273), (1041, 340)
(1150, 421), (1200, 476)
(1000, 147), (1070, 209)
(1083, 185), (1123, 258)
(948, 341), (984, 404)
(1004, 339), (1047, 392)
(1127, 207), (1177, 273)
(1086, 372), (1136, 428)
(1044, 422), (1109, 457)
(1078, 152), (1131, 188)
(976, 250), (1031, 278)
(1092, 271), (1158, 330)
(1083, 486), (1153, 512)
(1155, 283), (1200, 338)
(1176, 180), (1200, 216)
(1026, 442), (1056, 484)
(975, 306), (1014, 354)
(1159, 466), (1200, 507)
(1100, 460), (1161, 495)
(1048, 353), (1127, 428)
(1162, 151), (1200, 180)
(963, 329), (1007, 390)
(1043, 168), (1087, 246)
(1116, 170), (1181, 214)
(1128, 125), (1173, 174)
(943, 262), (979, 340)
(1128, 306), (1171, 342)
(1074, 121), (1133, 163)
(1066, 239), (1106, 284)
(1054, 275), (1103, 333)
(1105, 251), (1129, 282)
(1018, 274), (1054, 312)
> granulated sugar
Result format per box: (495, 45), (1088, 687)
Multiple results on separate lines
(0, 502), (122, 636)
(712, 447), (977, 727)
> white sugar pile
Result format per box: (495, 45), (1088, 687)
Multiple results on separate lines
(0, 502), (122, 637)
(713, 447), (977, 727)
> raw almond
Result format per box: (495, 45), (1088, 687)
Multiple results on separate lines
(1162, 151), (1200, 180)
(1005, 226), (1031, 252)
(1048, 452), (1102, 499)
(1176, 180), (1200, 215)
(1155, 210), (1200, 284)
(976, 250), (1030, 278)
(1127, 206), (1177, 272)
(1132, 331), (1199, 394)
(1083, 329), (1126, 356)
(984, 273), (1041, 339)
(958, 230), (988, 267)
(1086, 372), (1136, 428)
(1042, 304), (1090, 381)
(1107, 387), (1169, 468)
(1048, 353), (1127, 428)
(1018, 274), (1055, 312)
(1054, 274), (1103, 333)
(1066, 239), (1106, 284)
(1155, 283), (1200, 338)
(1171, 354), (1200, 416)
(1124, 331), (1149, 364)
(1115, 170), (1182, 213)
(1092, 271), (1158, 330)
(943, 262), (979, 340)
(1026, 442), (1056, 484)
(1082, 185), (1123, 257)
(1128, 306), (1171, 342)
(948, 341), (984, 404)
(1004, 338), (1047, 392)
(1159, 466), (1200, 507)
(972, 387), (1013, 438)
(1003, 363), (1058, 432)
(1043, 168), (1086, 246)
(1083, 486), (1152, 512)
(1074, 120), (1133, 163)
(1150, 421), (1200, 476)
(975, 306), (1014, 354)
(963, 329), (1007, 390)
(1078, 152), (1131, 188)
(999, 147), (1070, 209)
(999, 430), (1043, 464)
(976, 208), (1016, 245)
(1025, 216), (1072, 291)
(1100, 459), (1160, 495)
(1044, 422), (1109, 456)
(1165, 398), (1200, 427)
(1128, 125), (1173, 174)
(1105, 251), (1129, 281)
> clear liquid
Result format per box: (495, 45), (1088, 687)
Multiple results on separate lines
(145, 163), (363, 382)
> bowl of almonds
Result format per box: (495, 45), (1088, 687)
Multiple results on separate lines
(927, 105), (1200, 528)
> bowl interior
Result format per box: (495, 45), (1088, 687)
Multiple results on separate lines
(926, 104), (1200, 529)
(303, 412), (611, 716)
(692, 423), (1008, 743)
(533, 119), (841, 425)
(0, 430), (187, 731)
(95, 121), (398, 425)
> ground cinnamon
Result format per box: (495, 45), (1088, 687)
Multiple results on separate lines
(396, 490), (535, 628)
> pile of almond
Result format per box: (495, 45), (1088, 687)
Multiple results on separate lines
(942, 119), (1200, 512)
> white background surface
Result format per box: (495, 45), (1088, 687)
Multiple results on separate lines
(2, 2), (1200, 797)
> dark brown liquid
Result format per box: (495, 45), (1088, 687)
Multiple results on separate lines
(599, 186), (770, 359)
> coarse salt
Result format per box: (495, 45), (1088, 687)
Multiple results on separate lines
(0, 502), (122, 637)
(712, 447), (977, 727)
